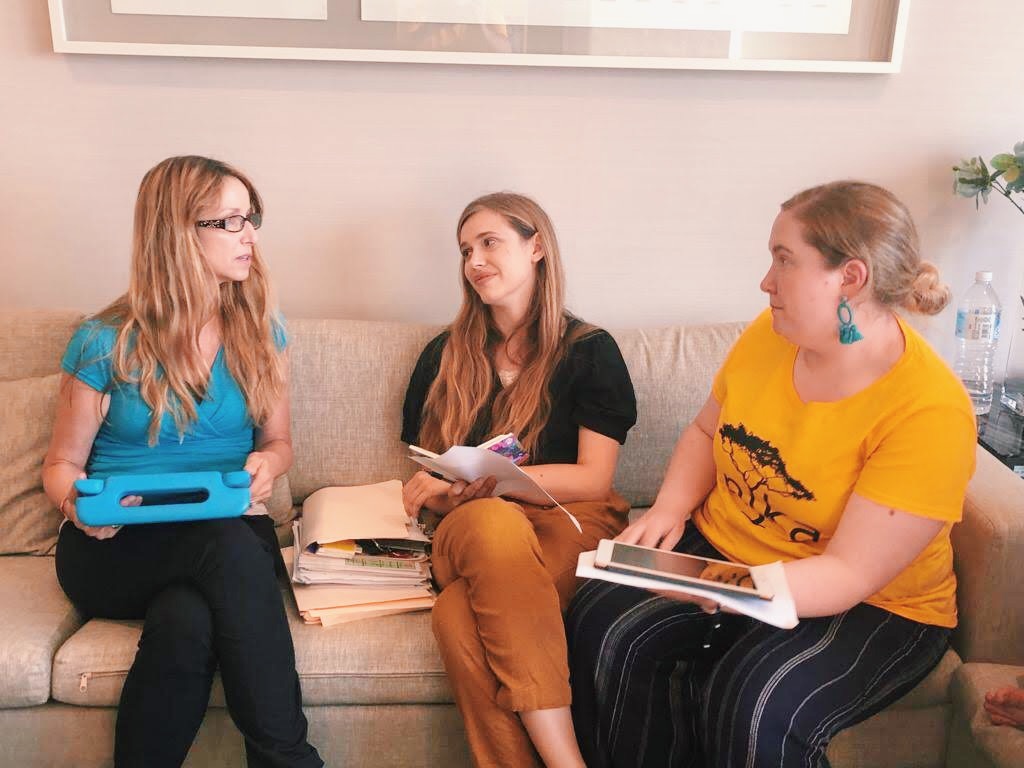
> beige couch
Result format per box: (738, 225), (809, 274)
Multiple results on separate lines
(1, 309), (1022, 768)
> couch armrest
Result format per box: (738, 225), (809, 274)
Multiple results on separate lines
(947, 663), (1024, 768)
(950, 447), (1024, 666)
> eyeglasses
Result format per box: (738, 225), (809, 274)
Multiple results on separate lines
(196, 212), (262, 233)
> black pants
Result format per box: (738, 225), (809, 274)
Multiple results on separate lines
(56, 515), (323, 768)
(566, 525), (951, 768)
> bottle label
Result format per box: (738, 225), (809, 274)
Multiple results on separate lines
(956, 308), (1001, 342)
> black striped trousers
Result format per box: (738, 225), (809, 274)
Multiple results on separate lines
(566, 526), (951, 768)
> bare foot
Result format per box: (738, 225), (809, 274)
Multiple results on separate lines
(984, 686), (1024, 728)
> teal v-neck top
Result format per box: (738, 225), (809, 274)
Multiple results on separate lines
(61, 319), (286, 478)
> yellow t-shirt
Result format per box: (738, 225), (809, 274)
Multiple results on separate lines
(692, 310), (976, 628)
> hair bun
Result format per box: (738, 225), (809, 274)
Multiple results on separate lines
(905, 262), (951, 315)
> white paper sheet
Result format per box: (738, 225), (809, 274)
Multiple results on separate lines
(409, 445), (581, 532)
(361, 0), (851, 34)
(576, 550), (798, 629)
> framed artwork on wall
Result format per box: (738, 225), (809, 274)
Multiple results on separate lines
(48, 0), (911, 73)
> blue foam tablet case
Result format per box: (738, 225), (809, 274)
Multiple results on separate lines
(74, 471), (251, 526)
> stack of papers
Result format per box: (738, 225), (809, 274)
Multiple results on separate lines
(284, 547), (434, 627)
(290, 528), (431, 586)
(286, 480), (435, 627)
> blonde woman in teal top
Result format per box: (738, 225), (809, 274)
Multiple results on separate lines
(43, 156), (322, 768)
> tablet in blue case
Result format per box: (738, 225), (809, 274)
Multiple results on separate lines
(74, 471), (251, 526)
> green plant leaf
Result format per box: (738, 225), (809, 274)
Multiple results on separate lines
(991, 153), (1016, 171)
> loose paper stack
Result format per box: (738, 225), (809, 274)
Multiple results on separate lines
(284, 546), (434, 627)
(286, 480), (435, 627)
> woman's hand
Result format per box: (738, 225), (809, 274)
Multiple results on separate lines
(61, 472), (124, 541)
(243, 451), (277, 504)
(616, 500), (690, 550)
(402, 471), (498, 517)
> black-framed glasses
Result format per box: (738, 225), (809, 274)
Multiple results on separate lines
(196, 212), (262, 233)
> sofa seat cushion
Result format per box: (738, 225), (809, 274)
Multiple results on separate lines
(52, 616), (229, 707)
(888, 647), (960, 710)
(52, 583), (451, 707)
(0, 555), (82, 707)
(288, 598), (449, 705)
(826, 705), (950, 768)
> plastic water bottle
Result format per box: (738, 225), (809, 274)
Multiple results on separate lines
(953, 271), (1002, 416)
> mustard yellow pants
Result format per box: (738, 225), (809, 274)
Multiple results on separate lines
(430, 495), (629, 768)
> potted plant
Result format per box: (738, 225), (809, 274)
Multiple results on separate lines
(953, 140), (1024, 394)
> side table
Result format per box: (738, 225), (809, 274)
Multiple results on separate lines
(978, 393), (1024, 478)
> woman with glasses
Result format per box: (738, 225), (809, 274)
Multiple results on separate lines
(401, 192), (637, 767)
(43, 156), (322, 768)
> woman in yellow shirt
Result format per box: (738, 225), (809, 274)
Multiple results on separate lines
(567, 181), (977, 767)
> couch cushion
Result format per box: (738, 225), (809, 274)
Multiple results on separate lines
(0, 555), (82, 707)
(0, 310), (83, 381)
(886, 647), (960, 710)
(52, 582), (450, 707)
(826, 704), (950, 768)
(289, 600), (449, 705)
(52, 616), (227, 707)
(287, 320), (441, 501)
(823, 651), (961, 766)
(612, 323), (745, 507)
(0, 374), (64, 555)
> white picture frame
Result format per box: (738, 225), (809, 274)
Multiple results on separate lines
(48, 0), (910, 73)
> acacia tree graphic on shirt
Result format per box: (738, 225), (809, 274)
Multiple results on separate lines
(719, 423), (821, 543)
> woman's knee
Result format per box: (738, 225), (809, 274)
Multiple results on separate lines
(192, 518), (275, 576)
(141, 585), (215, 670)
(566, 580), (642, 652)
(435, 498), (537, 560)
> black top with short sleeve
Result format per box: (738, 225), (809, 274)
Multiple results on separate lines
(401, 320), (637, 465)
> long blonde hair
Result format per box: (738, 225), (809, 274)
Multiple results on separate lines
(94, 155), (285, 444)
(782, 181), (951, 315)
(417, 192), (591, 460)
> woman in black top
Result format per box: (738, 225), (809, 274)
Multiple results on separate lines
(401, 192), (637, 768)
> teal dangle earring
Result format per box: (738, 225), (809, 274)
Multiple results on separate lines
(837, 297), (864, 344)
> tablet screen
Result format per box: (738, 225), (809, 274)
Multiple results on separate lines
(602, 542), (771, 599)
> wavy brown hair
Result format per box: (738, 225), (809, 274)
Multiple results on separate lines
(94, 155), (285, 444)
(417, 192), (592, 459)
(782, 181), (951, 315)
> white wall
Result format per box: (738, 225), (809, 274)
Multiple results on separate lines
(2, 1), (1022, 365)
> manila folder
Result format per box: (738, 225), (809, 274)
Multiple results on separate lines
(300, 480), (409, 550)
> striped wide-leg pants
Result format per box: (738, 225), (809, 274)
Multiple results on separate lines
(566, 526), (951, 768)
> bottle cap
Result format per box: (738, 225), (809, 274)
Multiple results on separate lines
(976, 271), (993, 282)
